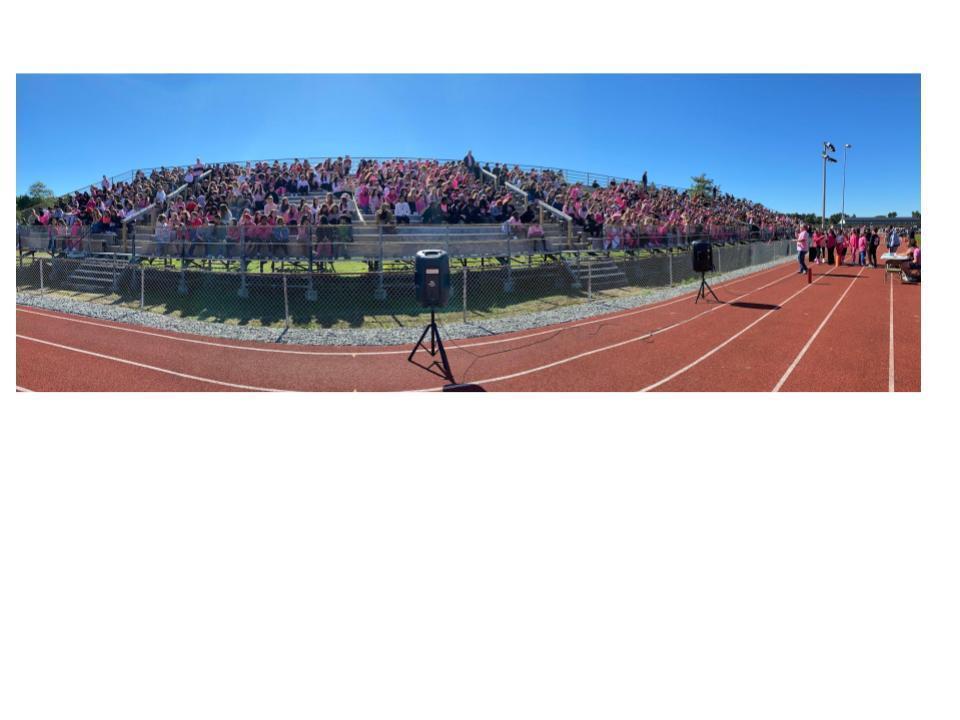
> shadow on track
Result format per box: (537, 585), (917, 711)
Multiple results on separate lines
(443, 383), (487, 392)
(728, 302), (781, 311)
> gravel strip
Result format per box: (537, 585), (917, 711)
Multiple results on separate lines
(17, 255), (794, 346)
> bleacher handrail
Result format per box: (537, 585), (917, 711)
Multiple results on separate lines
(122, 169), (213, 226)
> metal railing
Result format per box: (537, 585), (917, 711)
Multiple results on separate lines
(17, 236), (796, 331)
(122, 169), (213, 228)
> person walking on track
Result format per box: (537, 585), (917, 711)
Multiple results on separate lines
(835, 230), (847, 267)
(796, 225), (810, 274)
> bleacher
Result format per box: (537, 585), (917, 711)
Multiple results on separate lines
(19, 155), (798, 271)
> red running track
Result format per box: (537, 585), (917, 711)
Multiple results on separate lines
(15, 260), (921, 392)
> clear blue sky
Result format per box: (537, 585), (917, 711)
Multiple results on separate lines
(16, 74), (920, 217)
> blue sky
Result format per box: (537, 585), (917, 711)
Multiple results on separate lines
(16, 74), (920, 216)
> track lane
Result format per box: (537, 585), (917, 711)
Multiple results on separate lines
(646, 266), (865, 391)
(16, 336), (248, 392)
(891, 278), (921, 391)
(17, 263), (798, 392)
(15, 257), (918, 393)
(435, 265), (801, 390)
(776, 267), (888, 392)
(482, 265), (835, 391)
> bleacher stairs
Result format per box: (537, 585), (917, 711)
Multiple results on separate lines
(566, 255), (629, 291)
(66, 253), (131, 293)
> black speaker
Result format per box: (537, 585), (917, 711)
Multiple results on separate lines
(414, 249), (450, 308)
(692, 240), (714, 273)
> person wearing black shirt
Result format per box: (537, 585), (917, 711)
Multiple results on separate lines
(422, 202), (443, 224)
(463, 150), (480, 180)
(868, 228), (881, 268)
(464, 201), (482, 224)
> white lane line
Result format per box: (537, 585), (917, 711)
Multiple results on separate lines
(772, 266), (865, 392)
(16, 261), (793, 358)
(639, 267), (839, 392)
(419, 265), (800, 391)
(889, 278), (895, 392)
(16, 335), (282, 392)
(16, 385), (33, 392)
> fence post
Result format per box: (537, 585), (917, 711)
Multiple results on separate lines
(140, 265), (145, 309)
(178, 235), (188, 295)
(462, 266), (468, 324)
(111, 252), (118, 293)
(374, 225), (386, 300)
(588, 262), (592, 299)
(306, 230), (318, 301)
(238, 227), (249, 298)
(668, 252), (673, 285)
(283, 273), (290, 328)
(504, 233), (514, 293)
(39, 256), (44, 294)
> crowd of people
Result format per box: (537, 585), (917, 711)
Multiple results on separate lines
(24, 153), (814, 260)
(794, 224), (920, 279)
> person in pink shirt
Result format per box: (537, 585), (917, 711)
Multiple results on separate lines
(858, 230), (868, 266)
(68, 217), (84, 253)
(835, 231), (847, 267)
(902, 238), (921, 282)
(796, 224), (810, 274)
(825, 227), (837, 265)
(812, 230), (825, 264)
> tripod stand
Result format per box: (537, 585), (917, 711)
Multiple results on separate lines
(408, 307), (454, 382)
(695, 271), (719, 304)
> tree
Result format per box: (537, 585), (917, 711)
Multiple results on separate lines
(28, 181), (54, 201)
(912, 210), (921, 220)
(887, 211), (898, 218)
(829, 213), (843, 224)
(690, 174), (718, 200)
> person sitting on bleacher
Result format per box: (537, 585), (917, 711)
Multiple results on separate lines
(902, 238), (921, 283)
(394, 196), (412, 224)
(422, 201), (444, 224)
(528, 220), (547, 252)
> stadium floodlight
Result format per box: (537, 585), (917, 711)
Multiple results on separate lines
(841, 144), (853, 226)
(820, 142), (838, 229)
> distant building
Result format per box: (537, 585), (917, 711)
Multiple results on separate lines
(841, 216), (920, 228)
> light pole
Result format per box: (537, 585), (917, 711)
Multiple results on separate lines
(821, 141), (838, 230)
(840, 143), (852, 227)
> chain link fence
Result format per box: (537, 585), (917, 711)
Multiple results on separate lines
(17, 234), (794, 331)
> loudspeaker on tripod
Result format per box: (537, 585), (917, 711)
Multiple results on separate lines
(414, 249), (450, 308)
(692, 240), (714, 273)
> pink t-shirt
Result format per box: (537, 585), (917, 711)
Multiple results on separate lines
(796, 231), (809, 252)
(858, 235), (867, 251)
(912, 247), (921, 264)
